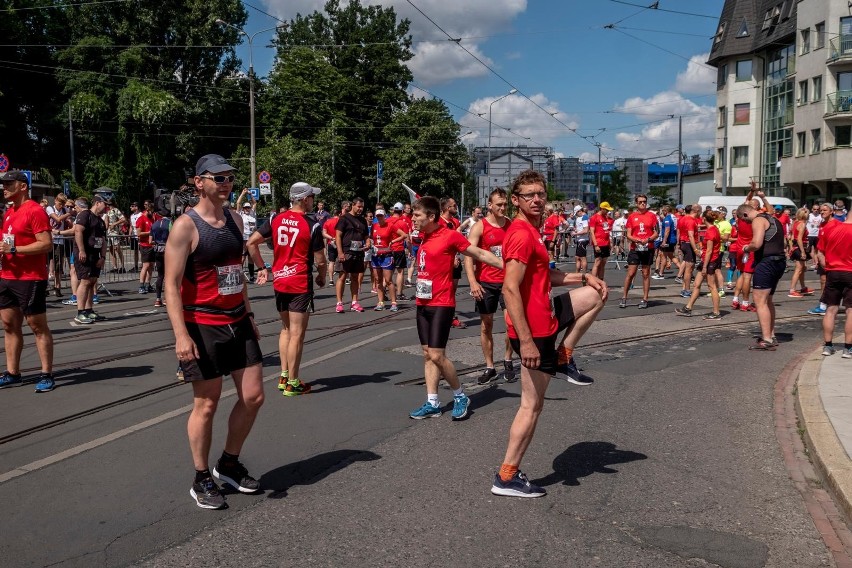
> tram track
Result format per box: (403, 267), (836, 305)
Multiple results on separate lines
(0, 307), (412, 446)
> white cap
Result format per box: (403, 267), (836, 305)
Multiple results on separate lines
(393, 202), (403, 211)
(375, 209), (387, 216)
(289, 182), (321, 201)
(573, 205), (583, 213)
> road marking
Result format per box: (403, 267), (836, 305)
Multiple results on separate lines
(0, 328), (403, 485)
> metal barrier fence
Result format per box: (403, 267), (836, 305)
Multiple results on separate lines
(48, 236), (161, 290)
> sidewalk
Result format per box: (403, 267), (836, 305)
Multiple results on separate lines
(796, 338), (852, 523)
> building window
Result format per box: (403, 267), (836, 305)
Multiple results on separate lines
(717, 64), (728, 89)
(812, 129), (821, 153)
(813, 76), (822, 101)
(714, 22), (726, 47)
(716, 148), (724, 169)
(800, 28), (810, 54)
(718, 106), (726, 127)
(735, 59), (752, 81)
(798, 80), (808, 105)
(816, 22), (825, 49)
(732, 146), (749, 167)
(836, 125), (851, 147)
(797, 132), (806, 155)
(733, 103), (750, 124)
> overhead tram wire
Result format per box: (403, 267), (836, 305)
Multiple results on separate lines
(405, 0), (598, 149)
(607, 26), (717, 68)
(606, 0), (718, 20)
(0, 0), (132, 12)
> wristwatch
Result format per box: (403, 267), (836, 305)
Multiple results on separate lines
(9, 246), (17, 255)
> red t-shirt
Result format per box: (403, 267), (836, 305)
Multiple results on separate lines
(790, 220), (805, 249)
(1, 200), (51, 281)
(736, 217), (753, 248)
(475, 217), (510, 284)
(820, 221), (852, 271)
(677, 215), (698, 243)
(503, 220), (557, 339)
(371, 221), (398, 254)
(816, 219), (839, 254)
(136, 214), (154, 247)
(776, 212), (791, 236)
(728, 223), (741, 252)
(323, 216), (339, 245)
(625, 211), (658, 250)
(390, 215), (411, 252)
(588, 212), (611, 246)
(438, 216), (459, 231)
(542, 214), (560, 240)
(415, 227), (470, 307)
(703, 225), (722, 262)
(261, 211), (325, 294)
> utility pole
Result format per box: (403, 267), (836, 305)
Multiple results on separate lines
(677, 115), (683, 204)
(597, 143), (602, 204)
(68, 105), (76, 183)
(721, 108), (728, 196)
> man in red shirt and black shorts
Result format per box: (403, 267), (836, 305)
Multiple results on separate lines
(408, 196), (502, 422)
(249, 181), (328, 396)
(165, 154), (264, 510)
(619, 194), (659, 309)
(816, 210), (852, 358)
(0, 171), (56, 393)
(492, 169), (607, 498)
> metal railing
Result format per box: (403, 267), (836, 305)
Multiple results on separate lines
(826, 90), (852, 115)
(828, 35), (852, 62)
(47, 236), (162, 291)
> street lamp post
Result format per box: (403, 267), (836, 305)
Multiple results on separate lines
(215, 19), (285, 209)
(487, 88), (517, 195)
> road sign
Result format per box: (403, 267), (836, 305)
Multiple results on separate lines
(258, 170), (271, 184)
(377, 159), (383, 180)
(248, 187), (260, 200)
(259, 183), (271, 195)
(0, 154), (8, 173)
(63, 180), (71, 196)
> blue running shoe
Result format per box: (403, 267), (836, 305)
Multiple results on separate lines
(409, 402), (442, 420)
(451, 394), (470, 420)
(34, 374), (55, 393)
(491, 470), (546, 498)
(0, 371), (23, 388)
(61, 295), (77, 306)
(807, 306), (826, 315)
(92, 294), (100, 304)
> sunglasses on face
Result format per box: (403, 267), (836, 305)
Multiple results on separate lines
(200, 174), (236, 184)
(636, 200), (647, 204)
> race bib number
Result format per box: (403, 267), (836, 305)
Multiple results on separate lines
(93, 237), (104, 249)
(155, 244), (166, 253)
(636, 243), (648, 252)
(216, 264), (244, 295)
(490, 245), (502, 258)
(415, 278), (433, 300)
(350, 240), (364, 252)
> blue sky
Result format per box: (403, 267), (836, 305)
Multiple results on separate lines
(238, 0), (725, 163)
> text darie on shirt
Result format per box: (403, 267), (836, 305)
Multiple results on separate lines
(1, 200), (51, 281)
(258, 211), (324, 294)
(502, 220), (557, 339)
(415, 227), (470, 307)
(626, 211), (658, 250)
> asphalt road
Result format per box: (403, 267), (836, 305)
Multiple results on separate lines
(0, 261), (838, 567)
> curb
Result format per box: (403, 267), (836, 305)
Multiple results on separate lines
(795, 344), (852, 525)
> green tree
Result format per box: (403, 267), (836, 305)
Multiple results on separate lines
(378, 98), (468, 206)
(649, 185), (676, 207)
(600, 167), (631, 209)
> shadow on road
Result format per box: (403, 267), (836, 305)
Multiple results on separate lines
(307, 371), (399, 393)
(260, 449), (381, 498)
(57, 365), (155, 386)
(532, 441), (647, 487)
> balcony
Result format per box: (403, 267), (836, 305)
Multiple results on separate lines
(825, 91), (852, 119)
(828, 35), (852, 66)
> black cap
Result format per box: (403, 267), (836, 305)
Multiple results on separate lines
(92, 195), (105, 203)
(195, 154), (235, 176)
(0, 171), (28, 184)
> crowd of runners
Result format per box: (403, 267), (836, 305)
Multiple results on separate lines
(1, 156), (849, 507)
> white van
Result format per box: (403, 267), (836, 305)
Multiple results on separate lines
(696, 195), (798, 213)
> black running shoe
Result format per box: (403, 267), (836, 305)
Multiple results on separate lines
(476, 367), (498, 385)
(213, 460), (261, 493)
(491, 470), (546, 498)
(190, 477), (226, 509)
(503, 360), (517, 383)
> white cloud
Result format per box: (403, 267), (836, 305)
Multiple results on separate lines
(674, 52), (716, 95)
(260, 0), (528, 85)
(460, 93), (579, 147)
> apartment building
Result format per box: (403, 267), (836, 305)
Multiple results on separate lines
(709, 0), (852, 205)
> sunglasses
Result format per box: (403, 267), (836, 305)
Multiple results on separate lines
(200, 174), (236, 184)
(515, 191), (547, 201)
(636, 200), (647, 204)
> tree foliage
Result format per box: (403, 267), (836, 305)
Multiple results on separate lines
(600, 168), (632, 210)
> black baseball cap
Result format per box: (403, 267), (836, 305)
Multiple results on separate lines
(195, 154), (235, 176)
(1, 171), (28, 184)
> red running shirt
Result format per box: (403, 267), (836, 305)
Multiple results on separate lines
(260, 211), (324, 294)
(1, 200), (51, 281)
(323, 216), (338, 245)
(820, 221), (852, 271)
(136, 214), (154, 247)
(438, 216), (459, 231)
(415, 227), (470, 307)
(390, 215), (410, 252)
(728, 223), (741, 252)
(371, 221), (398, 254)
(588, 212), (611, 246)
(625, 211), (658, 250)
(475, 217), (510, 284)
(703, 225), (722, 262)
(503, 220), (557, 339)
(677, 215), (698, 243)
(542, 214), (560, 240)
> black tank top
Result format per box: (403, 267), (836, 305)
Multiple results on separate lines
(181, 208), (246, 324)
(753, 213), (785, 262)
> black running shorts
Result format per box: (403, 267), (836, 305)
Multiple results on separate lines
(75, 254), (102, 280)
(0, 279), (48, 315)
(416, 305), (454, 349)
(179, 316), (263, 381)
(627, 250), (653, 266)
(575, 240), (589, 258)
(680, 242), (696, 263)
(751, 256), (786, 294)
(474, 281), (505, 315)
(275, 290), (313, 313)
(823, 270), (852, 307)
(508, 291), (575, 374)
(594, 245), (611, 259)
(393, 251), (407, 269)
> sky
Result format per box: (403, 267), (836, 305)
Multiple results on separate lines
(236, 0), (725, 164)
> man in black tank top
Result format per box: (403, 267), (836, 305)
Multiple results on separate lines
(164, 153), (264, 510)
(737, 191), (787, 351)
